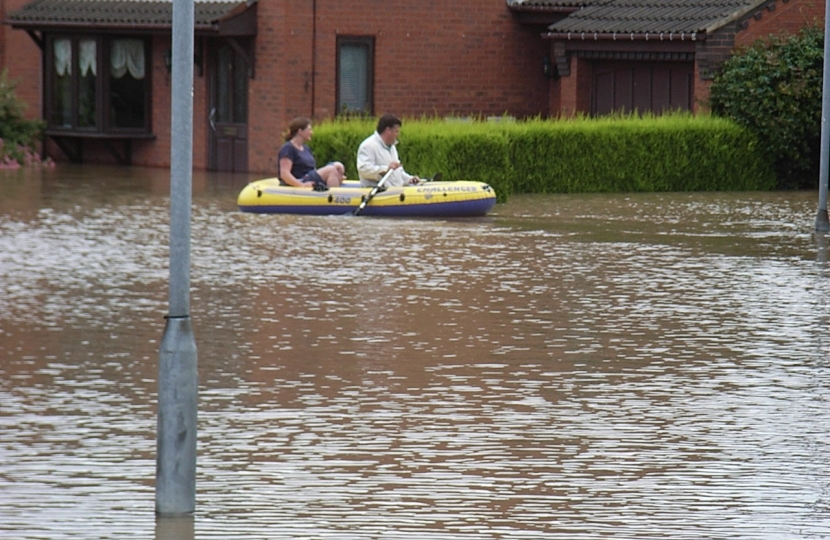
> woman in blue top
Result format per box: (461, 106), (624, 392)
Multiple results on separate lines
(278, 117), (345, 189)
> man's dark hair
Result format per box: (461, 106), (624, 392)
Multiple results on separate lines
(376, 114), (402, 134)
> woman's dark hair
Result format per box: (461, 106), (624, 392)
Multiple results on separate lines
(376, 114), (402, 134)
(283, 117), (311, 141)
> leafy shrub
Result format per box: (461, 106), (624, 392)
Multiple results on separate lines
(709, 26), (824, 189)
(0, 69), (50, 169)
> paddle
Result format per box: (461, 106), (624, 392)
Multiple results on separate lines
(352, 167), (396, 216)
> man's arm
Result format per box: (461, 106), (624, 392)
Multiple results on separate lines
(357, 140), (388, 181)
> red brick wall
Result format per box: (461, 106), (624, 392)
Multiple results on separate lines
(693, 63), (710, 114)
(693, 28), (736, 112)
(311, 0), (549, 120)
(736, 0), (825, 47)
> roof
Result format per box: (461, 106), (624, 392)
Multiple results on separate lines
(508, 0), (772, 37)
(5, 0), (257, 35)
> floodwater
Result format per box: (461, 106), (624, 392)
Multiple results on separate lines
(1, 164), (829, 539)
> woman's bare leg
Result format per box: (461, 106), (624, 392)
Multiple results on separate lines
(319, 162), (345, 187)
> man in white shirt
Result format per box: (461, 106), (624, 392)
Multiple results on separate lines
(357, 114), (420, 187)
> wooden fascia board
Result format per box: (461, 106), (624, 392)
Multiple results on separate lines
(555, 37), (698, 54)
(6, 21), (220, 35)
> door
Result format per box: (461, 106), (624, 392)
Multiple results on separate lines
(591, 61), (693, 116)
(209, 41), (248, 172)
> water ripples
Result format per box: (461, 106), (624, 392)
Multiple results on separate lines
(1, 172), (830, 538)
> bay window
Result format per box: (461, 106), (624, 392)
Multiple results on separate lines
(46, 35), (150, 133)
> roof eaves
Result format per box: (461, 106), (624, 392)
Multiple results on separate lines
(543, 30), (702, 41)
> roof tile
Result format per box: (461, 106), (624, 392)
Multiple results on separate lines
(7, 0), (248, 27)
(544, 0), (766, 34)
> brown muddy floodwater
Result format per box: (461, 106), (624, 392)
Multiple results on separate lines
(1, 164), (829, 539)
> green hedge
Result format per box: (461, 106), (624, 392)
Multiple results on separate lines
(310, 114), (775, 202)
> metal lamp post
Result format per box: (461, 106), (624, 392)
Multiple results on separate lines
(156, 0), (198, 515)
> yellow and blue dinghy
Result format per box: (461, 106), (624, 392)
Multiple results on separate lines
(237, 178), (496, 217)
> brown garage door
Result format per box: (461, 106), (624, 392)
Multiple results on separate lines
(592, 61), (693, 116)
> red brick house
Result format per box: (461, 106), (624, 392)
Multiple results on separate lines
(0, 0), (824, 174)
(511, 0), (825, 116)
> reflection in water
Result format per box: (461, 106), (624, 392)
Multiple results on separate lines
(1, 167), (830, 539)
(156, 515), (194, 540)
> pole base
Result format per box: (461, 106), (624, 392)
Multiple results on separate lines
(156, 316), (198, 515)
(817, 208), (830, 232)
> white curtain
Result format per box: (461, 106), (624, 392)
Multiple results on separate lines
(110, 39), (145, 79)
(54, 38), (71, 76)
(79, 39), (97, 77)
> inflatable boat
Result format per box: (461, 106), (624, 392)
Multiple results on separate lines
(237, 178), (496, 217)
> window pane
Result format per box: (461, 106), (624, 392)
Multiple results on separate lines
(338, 43), (369, 114)
(51, 38), (72, 127)
(109, 39), (146, 129)
(78, 39), (97, 128)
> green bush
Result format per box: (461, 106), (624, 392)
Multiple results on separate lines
(310, 114), (775, 202)
(709, 26), (824, 189)
(0, 69), (47, 168)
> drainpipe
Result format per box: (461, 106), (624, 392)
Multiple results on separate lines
(0, 0), (5, 68)
(311, 0), (317, 117)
